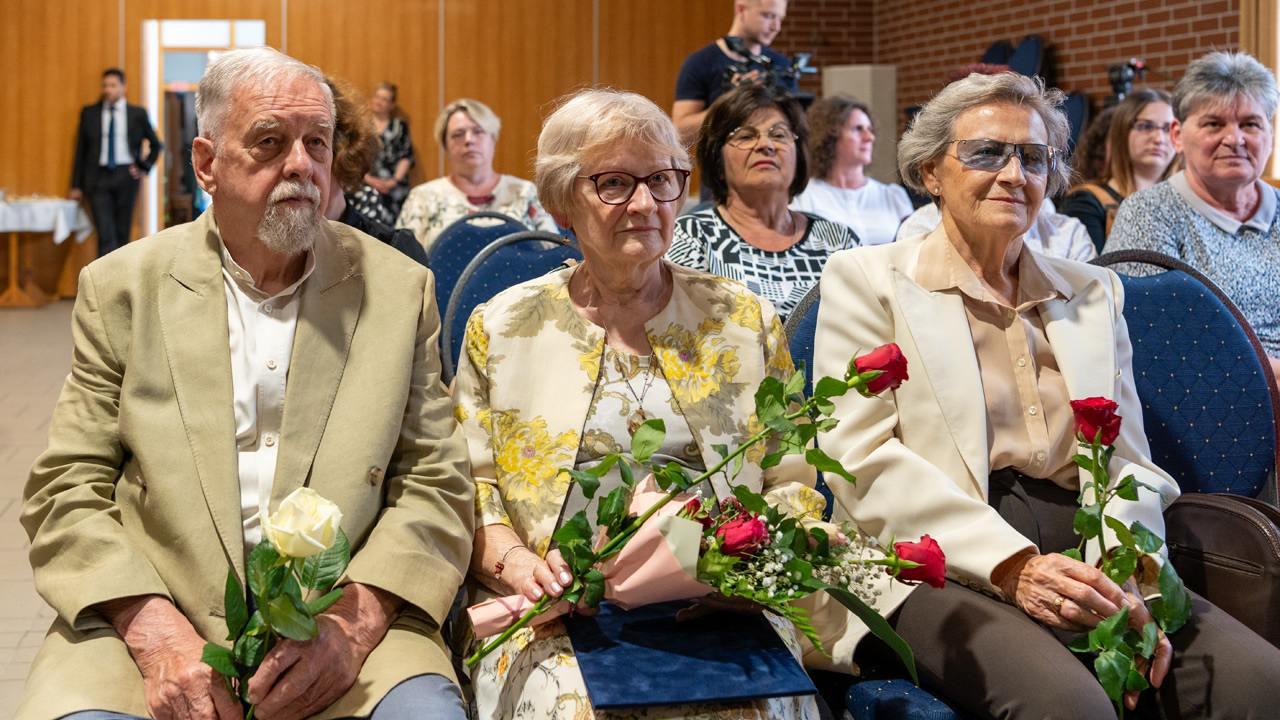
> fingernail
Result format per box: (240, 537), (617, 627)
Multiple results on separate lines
(532, 587), (543, 599)
(560, 572), (572, 584)
(551, 582), (563, 593)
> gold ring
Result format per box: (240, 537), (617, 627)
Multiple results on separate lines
(1053, 595), (1066, 615)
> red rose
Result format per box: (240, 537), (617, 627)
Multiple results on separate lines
(1070, 397), (1122, 447)
(893, 535), (946, 589)
(853, 343), (909, 394)
(677, 497), (713, 531)
(716, 515), (769, 557)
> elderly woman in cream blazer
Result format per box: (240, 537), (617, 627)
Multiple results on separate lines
(814, 72), (1280, 718)
(452, 89), (827, 720)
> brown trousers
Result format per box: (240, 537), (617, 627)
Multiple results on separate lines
(856, 469), (1280, 719)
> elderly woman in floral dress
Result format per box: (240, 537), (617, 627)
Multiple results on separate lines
(452, 88), (827, 720)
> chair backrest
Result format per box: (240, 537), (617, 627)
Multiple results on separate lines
(979, 40), (1015, 65)
(428, 211), (526, 323)
(1007, 34), (1045, 78)
(441, 231), (582, 382)
(1063, 91), (1090, 156)
(782, 284), (832, 521)
(1093, 250), (1280, 498)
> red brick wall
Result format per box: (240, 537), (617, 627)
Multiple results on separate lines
(870, 0), (1239, 134)
(773, 0), (876, 96)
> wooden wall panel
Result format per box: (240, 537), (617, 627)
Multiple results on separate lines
(287, 0), (441, 185)
(598, 3), (726, 117)
(442, 0), (594, 180)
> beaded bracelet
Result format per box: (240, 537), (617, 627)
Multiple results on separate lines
(494, 544), (526, 579)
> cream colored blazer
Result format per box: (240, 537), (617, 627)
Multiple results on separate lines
(806, 235), (1179, 670)
(18, 211), (474, 720)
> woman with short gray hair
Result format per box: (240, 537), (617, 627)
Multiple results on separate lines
(813, 69), (1280, 718)
(1106, 50), (1280, 382)
(395, 97), (557, 252)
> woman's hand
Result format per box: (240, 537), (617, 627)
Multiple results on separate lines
(499, 547), (574, 603)
(1119, 578), (1172, 711)
(999, 552), (1127, 632)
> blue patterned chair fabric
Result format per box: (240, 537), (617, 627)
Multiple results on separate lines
(441, 231), (582, 382)
(428, 211), (527, 329)
(782, 284), (829, 520)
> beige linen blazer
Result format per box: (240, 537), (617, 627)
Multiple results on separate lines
(18, 211), (474, 720)
(804, 235), (1180, 670)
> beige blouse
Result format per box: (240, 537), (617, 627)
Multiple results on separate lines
(914, 229), (1080, 486)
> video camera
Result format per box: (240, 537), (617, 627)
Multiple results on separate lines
(720, 36), (817, 106)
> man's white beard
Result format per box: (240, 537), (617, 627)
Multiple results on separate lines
(257, 180), (324, 256)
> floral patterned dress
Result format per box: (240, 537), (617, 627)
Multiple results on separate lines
(452, 262), (827, 720)
(394, 174), (559, 253)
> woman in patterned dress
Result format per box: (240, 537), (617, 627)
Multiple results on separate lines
(365, 81), (415, 218)
(666, 83), (858, 319)
(452, 88), (827, 720)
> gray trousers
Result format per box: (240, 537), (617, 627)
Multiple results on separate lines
(59, 672), (466, 720)
(855, 469), (1280, 719)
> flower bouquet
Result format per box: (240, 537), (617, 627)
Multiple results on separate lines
(201, 488), (351, 719)
(1065, 398), (1192, 718)
(466, 344), (942, 683)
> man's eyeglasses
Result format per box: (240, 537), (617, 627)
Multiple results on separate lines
(949, 139), (1057, 175)
(726, 123), (798, 150)
(578, 169), (691, 205)
(1131, 120), (1173, 135)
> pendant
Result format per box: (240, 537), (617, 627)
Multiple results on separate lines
(627, 407), (649, 436)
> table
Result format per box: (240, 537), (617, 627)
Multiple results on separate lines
(0, 199), (92, 308)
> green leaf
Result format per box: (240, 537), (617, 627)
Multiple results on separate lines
(822, 584), (918, 685)
(1067, 635), (1093, 653)
(244, 610), (267, 636)
(1154, 561), (1192, 633)
(618, 458), (635, 488)
(299, 529), (351, 591)
(1094, 649), (1131, 701)
(583, 569), (607, 608)
(202, 643), (239, 678)
(712, 444), (730, 459)
(1104, 516), (1136, 548)
(233, 623), (267, 667)
(764, 414), (798, 433)
(814, 398), (835, 416)
(1126, 665), (1151, 692)
(596, 486), (633, 533)
(808, 528), (831, 558)
(265, 593), (318, 641)
(814, 376), (850, 401)
(663, 461), (695, 491)
(732, 484), (768, 514)
(1092, 605), (1130, 650)
(754, 376), (788, 426)
(697, 546), (741, 582)
(561, 468), (602, 500)
(1129, 521), (1164, 554)
(731, 452), (745, 481)
(815, 418), (839, 433)
(1116, 481), (1140, 502)
(1072, 453), (1095, 472)
(785, 367), (806, 396)
(1074, 503), (1103, 540)
(223, 572), (249, 641)
(247, 540), (281, 598)
(553, 511), (593, 548)
(306, 587), (344, 616)
(1062, 547), (1084, 562)
(1138, 621), (1159, 658)
(760, 451), (784, 469)
(631, 419), (666, 463)
(1103, 548), (1139, 586)
(805, 447), (856, 485)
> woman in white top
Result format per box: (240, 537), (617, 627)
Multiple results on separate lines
(790, 95), (913, 245)
(396, 98), (557, 252)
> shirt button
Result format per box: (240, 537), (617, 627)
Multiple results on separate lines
(266, 359), (277, 370)
(1028, 405), (1038, 416)
(263, 304), (274, 314)
(1017, 357), (1027, 368)
(1036, 451), (1046, 462)
(264, 434), (275, 447)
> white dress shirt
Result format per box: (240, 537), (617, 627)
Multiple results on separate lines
(99, 98), (135, 168)
(220, 241), (316, 550)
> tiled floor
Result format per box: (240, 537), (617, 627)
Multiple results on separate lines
(0, 300), (74, 717)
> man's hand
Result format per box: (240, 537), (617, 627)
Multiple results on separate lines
(247, 583), (403, 720)
(68, 188), (83, 201)
(98, 595), (241, 720)
(129, 164), (144, 179)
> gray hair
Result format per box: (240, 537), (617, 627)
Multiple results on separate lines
(434, 98), (502, 149)
(536, 88), (690, 218)
(1173, 51), (1279, 123)
(195, 47), (333, 144)
(898, 72), (1072, 198)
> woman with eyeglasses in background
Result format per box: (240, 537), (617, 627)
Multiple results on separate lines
(665, 84), (858, 319)
(1059, 89), (1178, 252)
(811, 71), (1280, 718)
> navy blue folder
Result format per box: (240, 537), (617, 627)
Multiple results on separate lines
(563, 600), (817, 709)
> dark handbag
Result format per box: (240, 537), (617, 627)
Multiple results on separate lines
(1165, 493), (1280, 648)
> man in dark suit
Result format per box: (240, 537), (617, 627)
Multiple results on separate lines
(69, 68), (163, 257)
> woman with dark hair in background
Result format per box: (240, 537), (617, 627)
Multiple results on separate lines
(791, 94), (912, 246)
(666, 84), (857, 319)
(365, 81), (415, 218)
(1060, 89), (1177, 251)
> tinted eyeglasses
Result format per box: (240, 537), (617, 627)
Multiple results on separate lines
(948, 139), (1057, 175)
(1131, 120), (1173, 135)
(726, 123), (798, 149)
(578, 169), (691, 205)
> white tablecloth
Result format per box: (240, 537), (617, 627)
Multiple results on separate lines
(0, 200), (92, 244)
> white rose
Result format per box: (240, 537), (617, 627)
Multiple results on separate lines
(261, 488), (344, 559)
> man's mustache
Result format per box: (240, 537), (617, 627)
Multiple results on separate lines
(268, 180), (321, 207)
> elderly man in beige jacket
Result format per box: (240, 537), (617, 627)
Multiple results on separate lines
(18, 48), (473, 720)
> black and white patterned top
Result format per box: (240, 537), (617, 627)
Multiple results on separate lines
(666, 207), (857, 319)
(347, 183), (397, 227)
(1104, 171), (1280, 356)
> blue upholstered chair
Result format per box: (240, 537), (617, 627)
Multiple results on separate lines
(1006, 34), (1045, 79)
(440, 230), (582, 383)
(782, 283), (966, 720)
(1093, 250), (1280, 646)
(428, 211), (526, 326)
